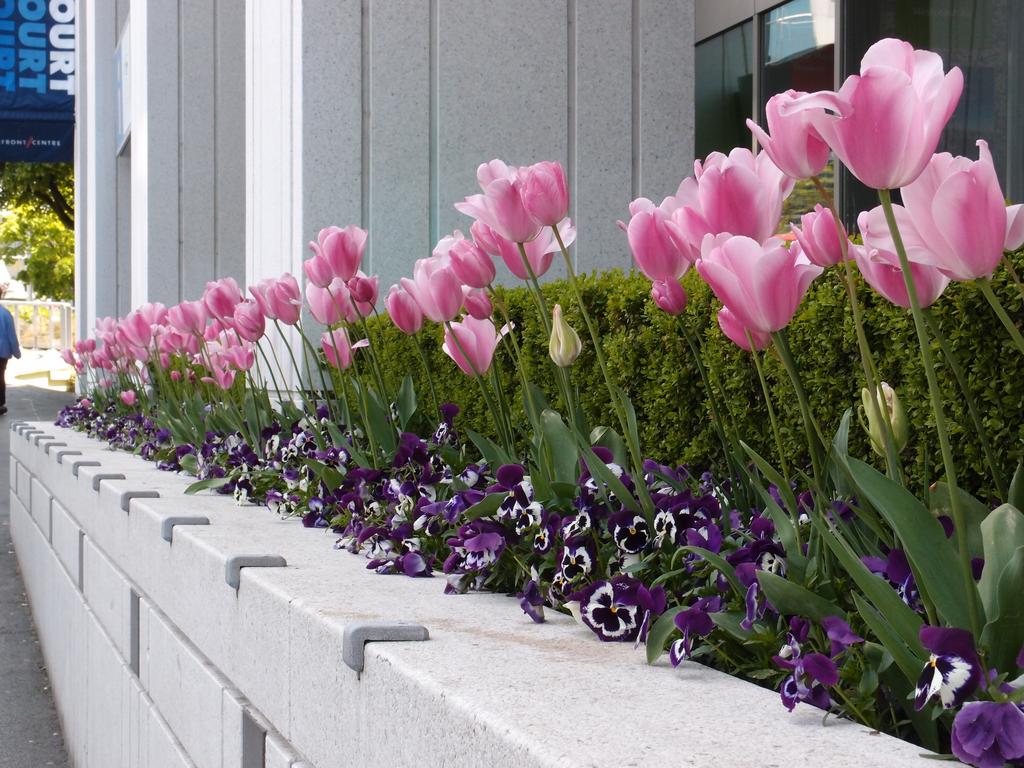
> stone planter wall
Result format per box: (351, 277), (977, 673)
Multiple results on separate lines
(10, 421), (933, 768)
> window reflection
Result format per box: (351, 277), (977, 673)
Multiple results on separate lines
(762, 0), (836, 224)
(696, 21), (753, 160)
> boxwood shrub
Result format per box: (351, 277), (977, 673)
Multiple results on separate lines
(367, 249), (1024, 502)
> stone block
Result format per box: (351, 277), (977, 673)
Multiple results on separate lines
(82, 537), (133, 660)
(29, 476), (50, 539)
(50, 499), (82, 587)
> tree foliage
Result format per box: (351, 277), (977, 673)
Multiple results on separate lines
(0, 162), (75, 300)
(0, 203), (74, 300)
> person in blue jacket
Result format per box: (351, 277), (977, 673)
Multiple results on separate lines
(0, 284), (21, 415)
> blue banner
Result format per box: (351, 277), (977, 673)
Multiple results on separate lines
(0, 0), (75, 162)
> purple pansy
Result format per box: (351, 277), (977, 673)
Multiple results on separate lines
(821, 616), (864, 657)
(669, 596), (722, 665)
(518, 571), (546, 624)
(951, 701), (1024, 768)
(568, 576), (665, 643)
(773, 632), (838, 712)
(915, 626), (983, 710)
(609, 511), (651, 554)
(444, 520), (506, 574)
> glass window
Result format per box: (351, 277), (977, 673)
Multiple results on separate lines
(761, 0), (836, 223)
(696, 21), (754, 160)
(841, 0), (1024, 220)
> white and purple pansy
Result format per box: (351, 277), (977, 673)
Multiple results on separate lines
(773, 632), (838, 712)
(443, 519), (507, 574)
(568, 576), (665, 643)
(558, 538), (595, 582)
(915, 626), (983, 710)
(517, 569), (546, 624)
(669, 595), (722, 665)
(609, 511), (651, 554)
(821, 616), (864, 657)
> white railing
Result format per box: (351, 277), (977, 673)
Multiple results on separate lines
(0, 300), (76, 351)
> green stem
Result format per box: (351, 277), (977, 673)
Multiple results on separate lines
(748, 334), (791, 481)
(978, 278), (1024, 357)
(550, 226), (648, 491)
(924, 309), (1007, 499)
(1001, 254), (1024, 302)
(771, 329), (825, 486)
(878, 188), (982, 639)
(411, 333), (441, 419)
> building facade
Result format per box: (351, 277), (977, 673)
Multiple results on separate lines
(74, 1), (696, 341)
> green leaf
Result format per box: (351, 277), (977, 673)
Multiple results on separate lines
(361, 386), (397, 456)
(178, 453), (198, 475)
(461, 492), (505, 522)
(589, 425), (628, 469)
(681, 545), (745, 598)
(540, 409), (580, 484)
(853, 593), (923, 684)
(930, 482), (991, 559)
(645, 606), (686, 665)
(813, 514), (925, 657)
(756, 571), (846, 622)
(827, 409), (854, 497)
(979, 503), (1024, 617)
(1010, 463), (1024, 518)
(847, 457), (975, 631)
(466, 428), (514, 468)
(981, 546), (1024, 672)
(397, 375), (417, 431)
(575, 437), (641, 514)
(741, 441), (798, 517)
(184, 477), (232, 495)
(709, 611), (752, 641)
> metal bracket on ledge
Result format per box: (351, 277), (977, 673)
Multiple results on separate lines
(54, 449), (82, 464)
(91, 473), (126, 491)
(70, 460), (102, 477)
(10, 420), (27, 432)
(342, 621), (430, 675)
(120, 490), (161, 513)
(224, 555), (287, 590)
(32, 433), (55, 446)
(160, 515), (210, 542)
(43, 441), (67, 455)
(22, 428), (42, 440)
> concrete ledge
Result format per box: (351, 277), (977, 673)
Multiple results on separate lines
(13, 422), (936, 768)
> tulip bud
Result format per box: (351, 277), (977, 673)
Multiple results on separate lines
(650, 279), (687, 315)
(861, 381), (908, 456)
(548, 304), (582, 368)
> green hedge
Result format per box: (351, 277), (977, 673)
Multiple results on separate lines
(367, 249), (1024, 502)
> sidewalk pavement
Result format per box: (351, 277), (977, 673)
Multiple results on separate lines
(0, 384), (73, 767)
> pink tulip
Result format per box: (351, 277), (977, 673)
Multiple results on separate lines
(622, 201), (690, 281)
(385, 285), (424, 335)
(138, 302), (168, 327)
(857, 204), (951, 308)
(250, 274), (302, 326)
(522, 161), (569, 226)
(60, 348), (76, 366)
(717, 307), (771, 351)
(306, 278), (350, 326)
(75, 339), (96, 354)
(347, 273), (379, 305)
(650, 279), (687, 315)
(782, 38), (963, 189)
(119, 390), (137, 407)
(204, 366), (236, 391)
(697, 234), (823, 334)
(311, 225), (367, 281)
(204, 277), (243, 320)
(170, 370), (182, 382)
(120, 310), (153, 349)
(167, 300), (208, 335)
(462, 287), (493, 320)
(851, 244), (949, 309)
(455, 160), (542, 243)
(442, 316), (505, 376)
(222, 344), (255, 371)
(303, 253), (335, 288)
(401, 255), (463, 323)
(747, 90), (831, 180)
(449, 235), (496, 288)
(791, 204), (848, 267)
(233, 300), (266, 342)
(674, 149), (795, 253)
(471, 219), (576, 281)
(897, 140), (1024, 281)
(321, 328), (369, 370)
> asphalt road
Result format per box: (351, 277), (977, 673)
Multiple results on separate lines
(0, 384), (73, 767)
